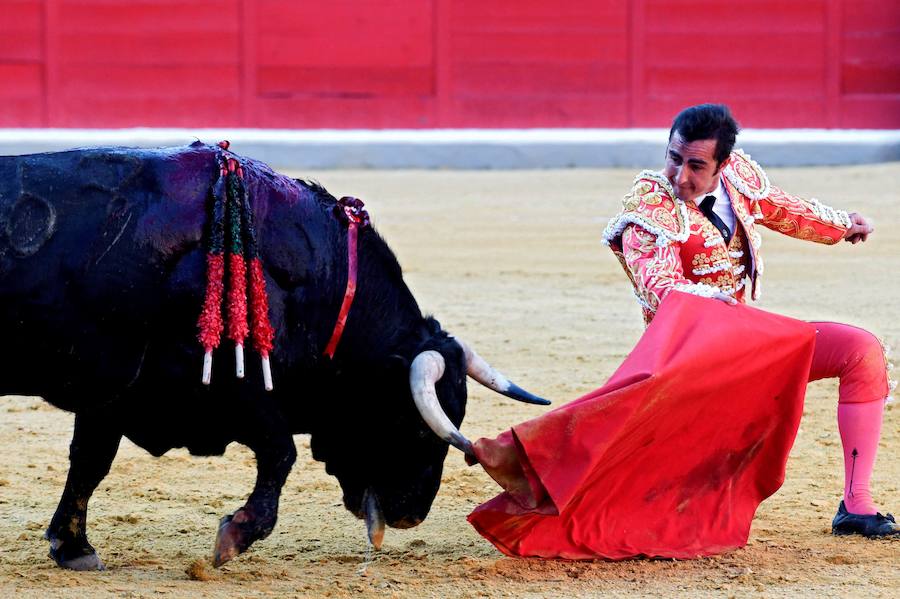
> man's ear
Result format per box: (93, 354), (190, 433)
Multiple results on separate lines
(715, 155), (732, 175)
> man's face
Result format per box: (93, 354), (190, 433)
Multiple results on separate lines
(663, 132), (725, 202)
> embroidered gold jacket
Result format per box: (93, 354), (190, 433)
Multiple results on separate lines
(602, 150), (851, 324)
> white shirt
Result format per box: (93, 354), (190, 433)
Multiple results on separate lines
(694, 179), (736, 234)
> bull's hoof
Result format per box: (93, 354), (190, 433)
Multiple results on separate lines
(213, 509), (253, 567)
(47, 536), (105, 571)
(58, 553), (106, 571)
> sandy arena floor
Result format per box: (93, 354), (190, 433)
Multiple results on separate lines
(1, 163), (898, 598)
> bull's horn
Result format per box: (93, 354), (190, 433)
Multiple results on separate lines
(362, 488), (385, 550)
(409, 350), (475, 457)
(454, 338), (551, 406)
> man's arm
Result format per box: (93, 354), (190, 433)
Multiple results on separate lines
(755, 185), (865, 245)
(622, 224), (735, 318)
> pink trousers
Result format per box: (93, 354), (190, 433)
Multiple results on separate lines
(809, 322), (890, 403)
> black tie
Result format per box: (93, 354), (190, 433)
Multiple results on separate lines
(700, 195), (732, 244)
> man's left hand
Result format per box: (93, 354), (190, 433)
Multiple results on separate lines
(844, 212), (874, 244)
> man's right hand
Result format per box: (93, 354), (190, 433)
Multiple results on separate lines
(844, 212), (874, 244)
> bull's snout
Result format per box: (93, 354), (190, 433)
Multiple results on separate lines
(386, 515), (423, 529)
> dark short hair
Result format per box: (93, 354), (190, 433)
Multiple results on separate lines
(668, 104), (740, 165)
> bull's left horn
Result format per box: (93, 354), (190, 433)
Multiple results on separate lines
(409, 350), (475, 457)
(454, 337), (551, 405)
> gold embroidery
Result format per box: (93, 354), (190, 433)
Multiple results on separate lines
(765, 190), (849, 231)
(732, 160), (761, 189)
(764, 207), (839, 243)
(651, 207), (677, 231)
(732, 195), (751, 223)
(643, 191), (664, 206)
(796, 226), (839, 244)
(691, 247), (729, 269)
(641, 172), (677, 200)
(623, 192), (639, 211)
(627, 225), (657, 248)
(694, 212), (725, 244)
(727, 230), (749, 274)
(724, 150), (770, 199)
(751, 200), (763, 220)
(747, 227), (762, 250)
(698, 273), (735, 291)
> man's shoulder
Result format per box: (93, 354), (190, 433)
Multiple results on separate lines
(624, 170), (679, 212)
(601, 171), (688, 248)
(723, 149), (771, 200)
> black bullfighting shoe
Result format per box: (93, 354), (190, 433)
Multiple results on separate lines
(832, 501), (900, 538)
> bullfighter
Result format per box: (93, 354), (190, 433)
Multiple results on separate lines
(465, 104), (896, 560)
(602, 103), (895, 537)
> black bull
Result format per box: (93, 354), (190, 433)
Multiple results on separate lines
(0, 143), (547, 570)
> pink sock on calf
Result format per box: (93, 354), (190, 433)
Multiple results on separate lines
(837, 400), (885, 515)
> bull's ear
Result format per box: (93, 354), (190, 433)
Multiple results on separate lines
(424, 317), (443, 336)
(387, 354), (410, 370)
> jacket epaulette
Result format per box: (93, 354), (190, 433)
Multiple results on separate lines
(601, 171), (688, 249)
(723, 149), (770, 201)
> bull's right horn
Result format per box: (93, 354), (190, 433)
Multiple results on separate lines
(454, 338), (551, 405)
(409, 350), (475, 457)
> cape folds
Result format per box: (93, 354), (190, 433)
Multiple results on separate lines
(468, 292), (817, 560)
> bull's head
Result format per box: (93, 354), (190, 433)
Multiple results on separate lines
(339, 318), (549, 549)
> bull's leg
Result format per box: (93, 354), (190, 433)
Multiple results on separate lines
(45, 411), (122, 570)
(213, 410), (296, 567)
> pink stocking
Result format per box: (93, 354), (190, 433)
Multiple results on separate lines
(810, 322), (891, 516)
(837, 400), (885, 515)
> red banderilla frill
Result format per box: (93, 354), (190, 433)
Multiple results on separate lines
(238, 167), (275, 390)
(197, 145), (275, 390)
(225, 159), (249, 379)
(197, 160), (228, 385)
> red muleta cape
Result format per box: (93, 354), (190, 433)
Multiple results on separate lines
(467, 292), (816, 560)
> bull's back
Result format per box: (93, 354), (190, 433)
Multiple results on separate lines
(0, 145), (217, 284)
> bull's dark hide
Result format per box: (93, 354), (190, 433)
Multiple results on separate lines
(0, 143), (469, 569)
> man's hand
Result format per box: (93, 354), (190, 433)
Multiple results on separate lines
(713, 291), (737, 305)
(844, 212), (874, 244)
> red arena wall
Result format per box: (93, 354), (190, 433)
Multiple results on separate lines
(1, 0), (898, 129)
